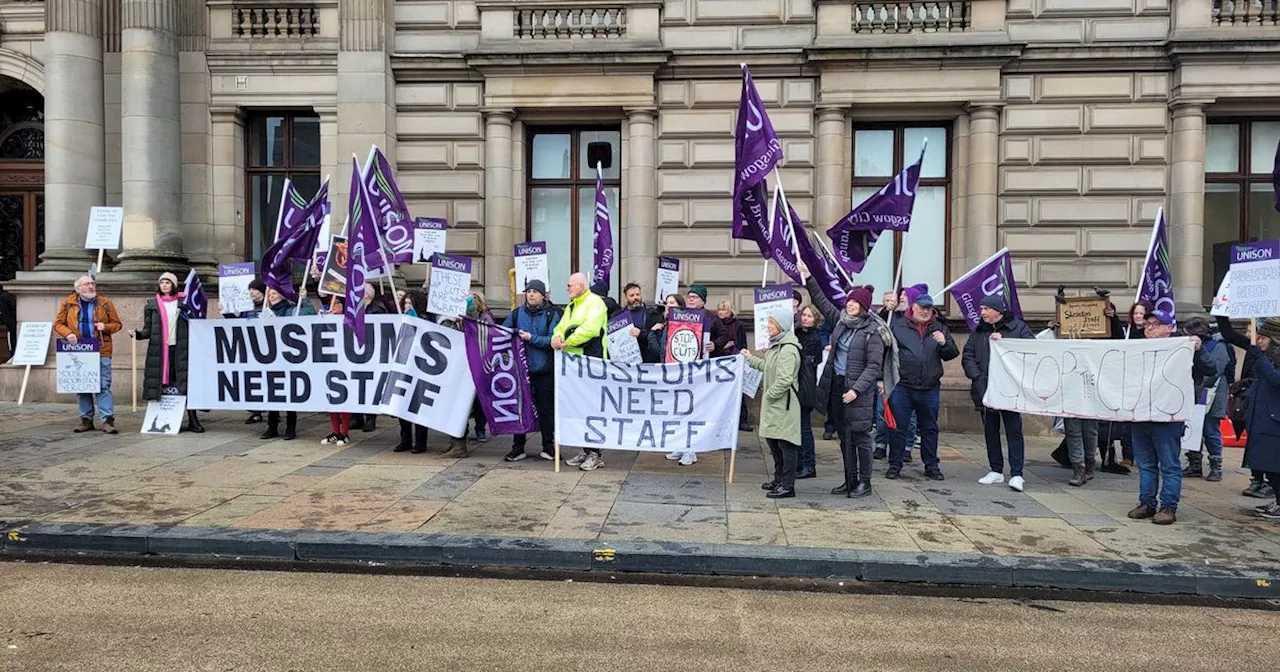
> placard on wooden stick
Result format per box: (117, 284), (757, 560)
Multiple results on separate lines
(85, 206), (124, 274)
(1056, 296), (1111, 339)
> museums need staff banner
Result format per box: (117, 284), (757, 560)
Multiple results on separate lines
(187, 314), (476, 436)
(554, 351), (743, 453)
(982, 337), (1197, 422)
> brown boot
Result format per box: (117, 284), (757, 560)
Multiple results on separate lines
(1084, 459), (1095, 482)
(1152, 508), (1177, 525)
(442, 438), (468, 459)
(101, 417), (118, 435)
(1068, 464), (1087, 487)
(1127, 503), (1156, 519)
(73, 417), (95, 433)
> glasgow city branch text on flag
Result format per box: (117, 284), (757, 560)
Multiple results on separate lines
(826, 142), (925, 277)
(732, 64), (783, 258)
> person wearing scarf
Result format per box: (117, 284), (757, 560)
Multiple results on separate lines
(130, 272), (202, 433)
(803, 279), (887, 498)
(716, 300), (754, 433)
(1216, 315), (1280, 519)
(502, 279), (562, 462)
(745, 310), (803, 499)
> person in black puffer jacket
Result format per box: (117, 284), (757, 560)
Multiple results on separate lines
(804, 279), (886, 498)
(794, 305), (825, 479)
(962, 295), (1034, 492)
(888, 290), (959, 481)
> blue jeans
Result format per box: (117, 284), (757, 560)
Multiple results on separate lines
(875, 394), (917, 449)
(1133, 421), (1183, 511)
(799, 408), (816, 471)
(77, 356), (114, 421)
(1202, 415), (1223, 459)
(889, 386), (939, 470)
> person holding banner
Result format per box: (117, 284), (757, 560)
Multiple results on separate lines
(962, 295), (1034, 492)
(502, 279), (562, 462)
(259, 287), (317, 440)
(1216, 315), (1280, 519)
(393, 289), (433, 454)
(54, 275), (123, 434)
(716, 300), (753, 433)
(319, 297), (353, 446)
(129, 273), (202, 433)
(349, 282), (387, 435)
(644, 294), (685, 362)
(554, 272), (610, 470)
(887, 291), (957, 481)
(619, 283), (661, 363)
(745, 310), (803, 499)
(803, 278), (886, 497)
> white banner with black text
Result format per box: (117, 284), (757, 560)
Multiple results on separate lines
(554, 352), (743, 453)
(187, 314), (476, 436)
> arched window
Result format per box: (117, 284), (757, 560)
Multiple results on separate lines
(0, 88), (43, 160)
(0, 85), (44, 280)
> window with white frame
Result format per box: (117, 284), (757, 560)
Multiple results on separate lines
(850, 125), (950, 305)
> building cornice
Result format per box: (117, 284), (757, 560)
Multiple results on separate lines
(206, 51), (337, 74)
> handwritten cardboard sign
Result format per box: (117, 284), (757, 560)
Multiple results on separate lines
(1056, 296), (1110, 339)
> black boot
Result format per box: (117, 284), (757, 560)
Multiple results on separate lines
(848, 482), (872, 498)
(1182, 452), (1203, 478)
(282, 415), (297, 441)
(363, 415), (377, 432)
(830, 483), (851, 495)
(260, 423), (279, 440)
(186, 410), (204, 434)
(1206, 456), (1223, 482)
(349, 415), (365, 431)
(394, 425), (412, 452)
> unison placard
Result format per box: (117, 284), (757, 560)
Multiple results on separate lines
(187, 315), (475, 436)
(554, 351), (743, 453)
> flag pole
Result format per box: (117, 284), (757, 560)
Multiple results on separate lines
(938, 247), (1011, 297)
(813, 234), (855, 288)
(373, 217), (404, 315)
(293, 174), (330, 317)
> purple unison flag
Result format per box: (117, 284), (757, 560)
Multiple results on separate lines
(733, 65), (784, 256)
(274, 177), (310, 242)
(463, 317), (538, 435)
(801, 228), (849, 307)
(1137, 208), (1175, 319)
(826, 149), (924, 276)
(362, 146), (413, 265)
(592, 165), (614, 289)
(180, 269), (207, 319)
(767, 189), (804, 285)
(262, 178), (330, 301)
(345, 156), (378, 347)
(947, 249), (1023, 331)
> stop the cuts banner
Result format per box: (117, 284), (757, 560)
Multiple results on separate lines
(982, 337), (1197, 422)
(554, 352), (743, 453)
(187, 314), (476, 436)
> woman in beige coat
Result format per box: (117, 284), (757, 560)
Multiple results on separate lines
(745, 310), (802, 499)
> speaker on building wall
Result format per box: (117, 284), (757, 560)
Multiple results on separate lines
(586, 142), (613, 170)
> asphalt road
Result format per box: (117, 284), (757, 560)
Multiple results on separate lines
(0, 563), (1272, 672)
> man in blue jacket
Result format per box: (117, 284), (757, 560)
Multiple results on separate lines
(887, 292), (959, 480)
(503, 279), (562, 462)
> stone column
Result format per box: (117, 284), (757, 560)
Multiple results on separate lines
(115, 0), (186, 271)
(40, 0), (105, 271)
(625, 108), (657, 290)
(1170, 101), (1208, 306)
(814, 106), (847, 231)
(483, 109), (515, 305)
(964, 104), (1001, 270)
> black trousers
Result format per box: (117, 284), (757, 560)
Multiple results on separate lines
(267, 411), (296, 431)
(841, 419), (873, 486)
(826, 374), (849, 455)
(1266, 472), (1280, 505)
(767, 438), (799, 489)
(513, 371), (555, 452)
(398, 419), (427, 449)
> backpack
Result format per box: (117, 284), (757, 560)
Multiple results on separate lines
(782, 342), (817, 410)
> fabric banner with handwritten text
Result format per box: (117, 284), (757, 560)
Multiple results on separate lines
(982, 337), (1196, 422)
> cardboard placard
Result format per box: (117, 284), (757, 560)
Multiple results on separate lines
(318, 235), (347, 296)
(56, 339), (100, 394)
(142, 395), (187, 435)
(664, 308), (704, 363)
(655, 256), (680, 305)
(85, 206), (124, 250)
(427, 253), (472, 318)
(1225, 240), (1280, 319)
(1055, 296), (1111, 339)
(753, 284), (793, 350)
(606, 315), (642, 365)
(514, 241), (549, 295)
(413, 217), (448, 264)
(218, 262), (257, 315)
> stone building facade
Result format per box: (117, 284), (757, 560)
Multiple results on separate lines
(0, 0), (1278, 419)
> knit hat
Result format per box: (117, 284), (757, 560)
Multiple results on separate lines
(792, 288), (803, 304)
(979, 294), (1008, 314)
(1148, 309), (1175, 325)
(524, 279), (547, 297)
(847, 285), (874, 313)
(1258, 317), (1280, 342)
(768, 308), (795, 334)
(903, 283), (929, 307)
(158, 272), (179, 287)
(688, 284), (708, 301)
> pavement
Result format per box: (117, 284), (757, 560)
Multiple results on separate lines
(2, 402), (1278, 598)
(1, 563), (1275, 672)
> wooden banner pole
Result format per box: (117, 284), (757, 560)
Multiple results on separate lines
(727, 446), (736, 484)
(554, 442), (561, 473)
(1249, 318), (1258, 346)
(130, 336), (138, 412)
(95, 248), (105, 275)
(17, 365), (30, 405)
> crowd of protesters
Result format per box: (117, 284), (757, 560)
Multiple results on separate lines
(39, 263), (1280, 523)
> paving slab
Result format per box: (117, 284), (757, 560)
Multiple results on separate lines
(2, 402), (1278, 598)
